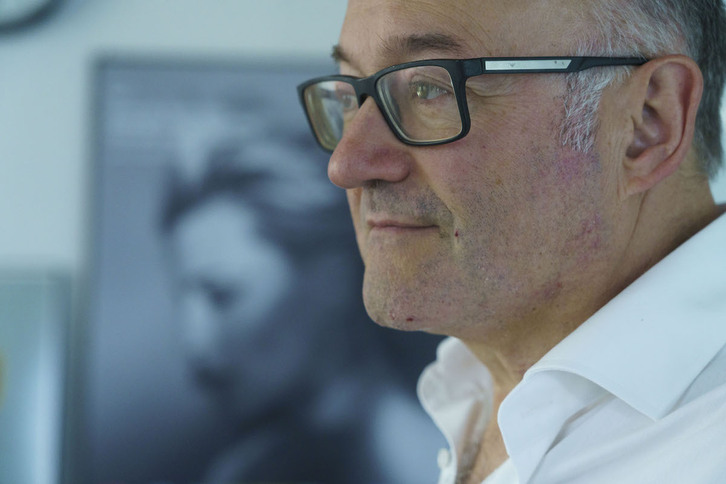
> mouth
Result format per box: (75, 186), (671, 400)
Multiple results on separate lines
(367, 218), (439, 234)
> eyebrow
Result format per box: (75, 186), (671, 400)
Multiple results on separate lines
(331, 44), (349, 64)
(332, 32), (466, 68)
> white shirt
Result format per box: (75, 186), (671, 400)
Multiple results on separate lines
(418, 213), (726, 484)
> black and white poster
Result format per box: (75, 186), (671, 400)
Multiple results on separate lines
(83, 57), (445, 484)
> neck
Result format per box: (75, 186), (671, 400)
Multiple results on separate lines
(617, 171), (723, 281)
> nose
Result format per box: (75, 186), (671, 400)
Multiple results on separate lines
(328, 97), (413, 189)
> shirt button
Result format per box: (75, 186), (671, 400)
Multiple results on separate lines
(437, 448), (452, 469)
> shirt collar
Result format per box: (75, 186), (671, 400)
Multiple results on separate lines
(529, 212), (726, 420)
(500, 212), (726, 483)
(418, 338), (494, 483)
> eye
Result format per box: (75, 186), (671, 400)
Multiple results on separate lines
(411, 80), (452, 101)
(335, 90), (357, 111)
(199, 280), (239, 311)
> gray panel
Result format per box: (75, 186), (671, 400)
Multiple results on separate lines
(0, 273), (70, 484)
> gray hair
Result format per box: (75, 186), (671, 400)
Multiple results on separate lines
(560, 0), (726, 179)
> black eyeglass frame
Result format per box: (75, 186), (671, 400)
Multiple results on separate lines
(297, 56), (648, 152)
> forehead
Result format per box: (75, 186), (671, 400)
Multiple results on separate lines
(339, 0), (590, 72)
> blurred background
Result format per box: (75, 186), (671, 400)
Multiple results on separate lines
(0, 2), (449, 484)
(0, 1), (725, 484)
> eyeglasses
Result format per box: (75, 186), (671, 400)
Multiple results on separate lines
(297, 56), (647, 152)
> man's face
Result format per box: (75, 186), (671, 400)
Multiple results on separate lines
(330, 0), (631, 343)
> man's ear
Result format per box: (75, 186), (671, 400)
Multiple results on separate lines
(623, 55), (703, 196)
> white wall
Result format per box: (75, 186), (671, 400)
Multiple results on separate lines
(0, 0), (347, 275)
(0, 0), (725, 278)
(712, 161), (726, 202)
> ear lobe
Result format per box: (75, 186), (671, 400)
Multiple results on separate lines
(623, 55), (703, 196)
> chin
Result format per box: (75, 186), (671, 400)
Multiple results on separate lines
(363, 289), (500, 344)
(360, 260), (481, 335)
(362, 292), (443, 334)
(374, 313), (427, 332)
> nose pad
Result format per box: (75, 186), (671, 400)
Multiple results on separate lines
(328, 97), (413, 189)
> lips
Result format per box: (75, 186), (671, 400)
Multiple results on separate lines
(359, 186), (448, 235)
(367, 217), (438, 232)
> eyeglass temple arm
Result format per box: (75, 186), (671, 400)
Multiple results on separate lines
(572, 56), (648, 71)
(464, 56), (648, 76)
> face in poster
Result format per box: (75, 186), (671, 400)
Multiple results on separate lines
(85, 58), (446, 484)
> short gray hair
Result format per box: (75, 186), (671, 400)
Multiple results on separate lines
(560, 0), (726, 179)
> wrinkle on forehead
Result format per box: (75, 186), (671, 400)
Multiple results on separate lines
(332, 32), (467, 69)
(388, 0), (497, 52)
(341, 0), (497, 71)
(341, 0), (590, 70)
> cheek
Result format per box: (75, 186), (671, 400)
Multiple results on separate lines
(549, 151), (609, 237)
(555, 152), (601, 182)
(429, 136), (537, 244)
(513, 147), (614, 286)
(443, 139), (610, 267)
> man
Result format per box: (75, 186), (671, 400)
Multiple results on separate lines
(297, 0), (726, 483)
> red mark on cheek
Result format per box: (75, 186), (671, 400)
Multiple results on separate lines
(537, 280), (564, 301)
(557, 152), (601, 183)
(580, 216), (603, 250)
(406, 317), (414, 323)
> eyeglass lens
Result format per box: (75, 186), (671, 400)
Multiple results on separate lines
(378, 66), (462, 143)
(303, 65), (463, 150)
